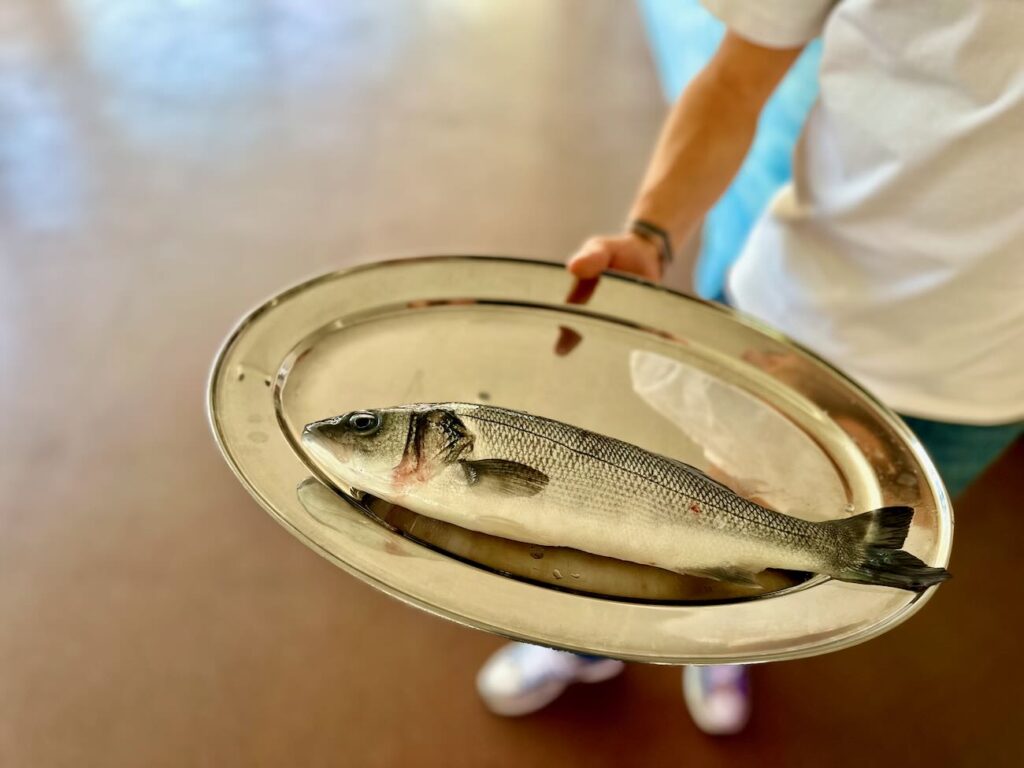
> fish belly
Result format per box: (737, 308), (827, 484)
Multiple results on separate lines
(393, 476), (825, 576)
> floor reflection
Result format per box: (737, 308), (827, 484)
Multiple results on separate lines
(1, 4), (85, 230)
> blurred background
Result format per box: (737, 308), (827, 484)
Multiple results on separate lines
(2, 1), (1021, 766)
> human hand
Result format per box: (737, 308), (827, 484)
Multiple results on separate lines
(556, 233), (662, 355)
(567, 233), (663, 283)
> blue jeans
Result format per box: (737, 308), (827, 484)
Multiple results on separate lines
(900, 415), (1022, 498)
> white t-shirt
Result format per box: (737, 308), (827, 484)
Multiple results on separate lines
(703, 0), (1024, 424)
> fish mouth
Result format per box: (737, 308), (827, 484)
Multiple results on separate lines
(300, 423), (321, 449)
(301, 421), (354, 467)
(300, 426), (374, 502)
(303, 416), (342, 439)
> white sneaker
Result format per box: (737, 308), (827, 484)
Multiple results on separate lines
(476, 642), (625, 716)
(682, 665), (751, 735)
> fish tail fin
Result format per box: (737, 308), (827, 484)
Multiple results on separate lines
(825, 506), (951, 593)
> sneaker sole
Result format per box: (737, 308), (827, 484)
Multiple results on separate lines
(478, 659), (625, 717)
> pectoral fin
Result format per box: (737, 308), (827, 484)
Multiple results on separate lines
(460, 459), (549, 497)
(684, 566), (763, 589)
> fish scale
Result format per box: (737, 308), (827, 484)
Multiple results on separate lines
(463, 405), (831, 556)
(302, 403), (951, 592)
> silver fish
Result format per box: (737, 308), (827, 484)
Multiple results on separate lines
(301, 403), (949, 592)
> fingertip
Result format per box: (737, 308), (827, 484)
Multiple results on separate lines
(567, 251), (609, 280)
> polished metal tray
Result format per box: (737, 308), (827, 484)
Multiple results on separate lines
(208, 255), (952, 664)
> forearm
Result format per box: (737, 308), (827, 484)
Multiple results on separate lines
(628, 33), (803, 277)
(629, 76), (761, 248)
(566, 34), (802, 289)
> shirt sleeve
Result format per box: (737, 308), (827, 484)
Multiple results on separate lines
(700, 0), (835, 48)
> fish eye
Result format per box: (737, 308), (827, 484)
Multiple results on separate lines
(346, 411), (381, 434)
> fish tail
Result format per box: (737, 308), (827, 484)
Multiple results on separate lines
(825, 506), (951, 593)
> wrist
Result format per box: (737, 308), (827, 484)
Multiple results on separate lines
(627, 218), (674, 274)
(619, 230), (662, 275)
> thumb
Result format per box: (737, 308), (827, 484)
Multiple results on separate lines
(567, 246), (613, 279)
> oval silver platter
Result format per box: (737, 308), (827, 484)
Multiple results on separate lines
(208, 255), (952, 664)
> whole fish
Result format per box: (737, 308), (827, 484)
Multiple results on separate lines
(301, 403), (949, 592)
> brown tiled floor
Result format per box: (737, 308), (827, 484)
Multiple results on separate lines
(1, 2), (1021, 766)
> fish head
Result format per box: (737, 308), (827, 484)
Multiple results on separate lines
(301, 407), (412, 494)
(302, 404), (475, 497)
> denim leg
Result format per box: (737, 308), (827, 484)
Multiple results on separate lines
(899, 415), (1024, 498)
